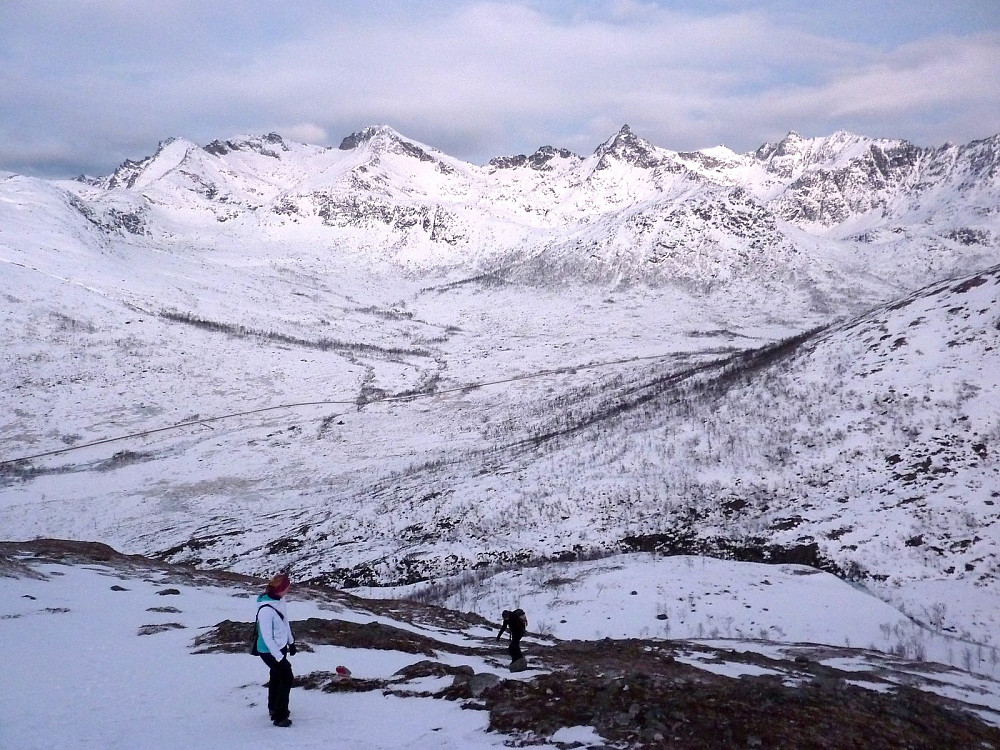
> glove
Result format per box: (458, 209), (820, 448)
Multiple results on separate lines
(288, 643), (297, 656)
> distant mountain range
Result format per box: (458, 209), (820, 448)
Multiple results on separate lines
(45, 123), (994, 306)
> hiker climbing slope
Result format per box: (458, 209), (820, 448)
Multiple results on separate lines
(497, 608), (528, 671)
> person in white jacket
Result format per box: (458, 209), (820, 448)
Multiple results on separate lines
(254, 573), (296, 727)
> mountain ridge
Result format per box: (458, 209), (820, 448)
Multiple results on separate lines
(44, 123), (996, 302)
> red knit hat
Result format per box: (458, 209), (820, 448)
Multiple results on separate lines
(266, 573), (291, 597)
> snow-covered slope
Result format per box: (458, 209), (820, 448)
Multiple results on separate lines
(3, 260), (997, 639)
(261, 264), (997, 640)
(4, 540), (1000, 750)
(3, 125), (1000, 681)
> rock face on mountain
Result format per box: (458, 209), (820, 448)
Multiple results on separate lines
(49, 123), (997, 304)
(488, 145), (578, 171)
(593, 124), (667, 170)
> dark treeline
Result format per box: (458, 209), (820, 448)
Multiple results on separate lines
(159, 310), (431, 358)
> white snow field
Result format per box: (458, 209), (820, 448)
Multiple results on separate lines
(2, 124), (1000, 714)
(3, 545), (1000, 750)
(0, 554), (519, 750)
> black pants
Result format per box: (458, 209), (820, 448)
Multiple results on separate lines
(260, 654), (293, 721)
(508, 635), (523, 662)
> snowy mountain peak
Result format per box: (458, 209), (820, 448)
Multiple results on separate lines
(33, 123), (1000, 285)
(756, 130), (848, 159)
(771, 130), (805, 156)
(751, 129), (881, 183)
(338, 124), (400, 149)
(593, 124), (664, 169)
(338, 124), (437, 163)
(953, 134), (1000, 183)
(675, 144), (745, 174)
(698, 145), (740, 161)
(100, 136), (200, 190)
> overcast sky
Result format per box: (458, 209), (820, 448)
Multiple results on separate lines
(2, 0), (999, 178)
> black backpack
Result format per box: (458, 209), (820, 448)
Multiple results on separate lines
(513, 608), (527, 631)
(250, 603), (285, 655)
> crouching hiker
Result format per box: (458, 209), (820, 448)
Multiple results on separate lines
(253, 573), (296, 727)
(497, 608), (528, 671)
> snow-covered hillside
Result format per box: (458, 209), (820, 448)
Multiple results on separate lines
(376, 552), (1000, 677)
(188, 263), (995, 642)
(2, 125), (999, 686)
(4, 540), (1000, 749)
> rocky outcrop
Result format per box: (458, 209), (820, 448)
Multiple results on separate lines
(489, 145), (578, 171)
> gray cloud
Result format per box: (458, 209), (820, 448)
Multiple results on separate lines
(1, 1), (998, 177)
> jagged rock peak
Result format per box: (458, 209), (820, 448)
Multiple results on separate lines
(594, 125), (662, 169)
(774, 130), (808, 155)
(338, 125), (435, 162)
(98, 137), (197, 190)
(488, 145), (579, 171)
(338, 124), (401, 150)
(756, 130), (874, 162)
(754, 131), (806, 160)
(203, 132), (288, 158)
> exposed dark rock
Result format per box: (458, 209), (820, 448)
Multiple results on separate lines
(483, 641), (1000, 749)
(338, 127), (434, 162)
(457, 672), (501, 697)
(394, 660), (471, 680)
(296, 670), (386, 693)
(137, 622), (185, 635)
(489, 146), (577, 171)
(193, 616), (479, 657)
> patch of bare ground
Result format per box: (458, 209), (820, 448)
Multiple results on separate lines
(0, 539), (261, 589)
(482, 669), (1000, 749)
(0, 554), (48, 580)
(297, 671), (388, 694)
(350, 597), (494, 631)
(481, 639), (1000, 749)
(194, 616), (482, 657)
(137, 622), (186, 636)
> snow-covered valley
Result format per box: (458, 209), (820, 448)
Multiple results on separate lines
(2, 125), (1000, 744)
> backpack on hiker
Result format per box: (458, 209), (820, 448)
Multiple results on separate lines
(250, 603), (285, 655)
(513, 608), (527, 631)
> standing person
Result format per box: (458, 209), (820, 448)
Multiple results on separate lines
(255, 573), (296, 727)
(497, 608), (527, 670)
